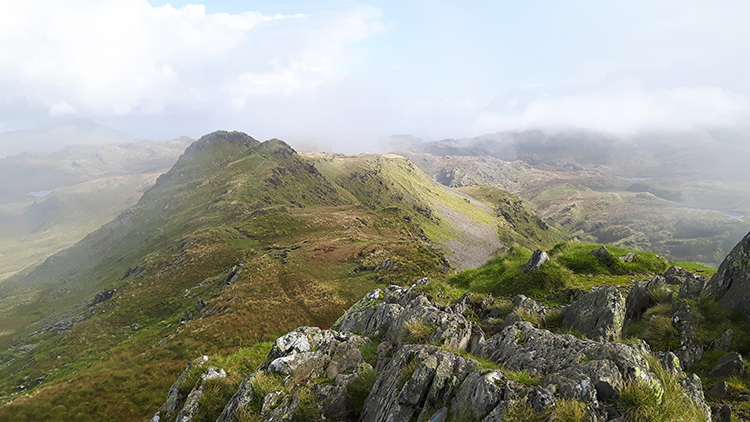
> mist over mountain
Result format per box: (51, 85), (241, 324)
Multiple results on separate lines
(392, 128), (750, 266)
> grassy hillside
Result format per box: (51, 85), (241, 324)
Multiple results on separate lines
(0, 132), (558, 421)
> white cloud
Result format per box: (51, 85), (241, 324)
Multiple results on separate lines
(0, 0), (384, 119)
(475, 83), (750, 135)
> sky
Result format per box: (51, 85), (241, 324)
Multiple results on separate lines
(2, 0), (750, 154)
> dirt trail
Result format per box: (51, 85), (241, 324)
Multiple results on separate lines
(436, 190), (503, 271)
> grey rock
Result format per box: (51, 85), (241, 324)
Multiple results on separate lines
(663, 265), (692, 285)
(624, 276), (664, 325)
(619, 252), (637, 263)
(680, 374), (711, 420)
(713, 329), (734, 351)
(469, 325), (485, 354)
(674, 343), (704, 371)
(709, 352), (744, 378)
(562, 286), (625, 342)
(512, 294), (545, 315)
(678, 274), (707, 300)
(703, 230), (750, 321)
(216, 374), (255, 422)
(264, 327), (370, 382)
(521, 249), (549, 274)
(591, 245), (613, 260)
(711, 404), (732, 422)
(360, 345), (477, 422)
(451, 369), (508, 420)
(707, 381), (729, 399)
(544, 359), (624, 408)
(527, 386), (556, 412)
(475, 321), (656, 388)
(174, 366), (226, 422)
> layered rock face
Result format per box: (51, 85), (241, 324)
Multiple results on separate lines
(152, 279), (716, 422)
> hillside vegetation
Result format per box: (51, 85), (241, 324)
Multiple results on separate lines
(0, 132), (559, 421)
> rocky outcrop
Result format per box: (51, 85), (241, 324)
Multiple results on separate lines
(703, 230), (750, 320)
(153, 280), (714, 422)
(332, 279), (472, 351)
(562, 286), (625, 342)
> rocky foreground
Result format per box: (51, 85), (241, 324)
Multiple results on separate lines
(150, 257), (750, 422)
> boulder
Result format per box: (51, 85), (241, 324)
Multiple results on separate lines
(663, 265), (692, 285)
(264, 327), (370, 382)
(713, 329), (734, 351)
(451, 369), (508, 420)
(591, 245), (613, 260)
(707, 381), (729, 399)
(619, 252), (637, 263)
(703, 230), (750, 320)
(712, 404), (733, 422)
(678, 274), (707, 299)
(521, 249), (549, 274)
(624, 276), (664, 324)
(708, 352), (745, 378)
(562, 286), (625, 342)
(544, 359), (624, 408)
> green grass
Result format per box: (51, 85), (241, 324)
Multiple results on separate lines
(619, 355), (707, 422)
(345, 368), (378, 418)
(450, 242), (665, 298)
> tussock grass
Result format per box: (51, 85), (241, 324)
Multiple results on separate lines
(619, 355), (707, 422)
(399, 320), (438, 345)
(504, 398), (590, 422)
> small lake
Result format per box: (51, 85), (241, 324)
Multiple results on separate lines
(713, 209), (745, 219)
(28, 190), (54, 198)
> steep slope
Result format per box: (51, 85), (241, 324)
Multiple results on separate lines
(0, 137), (192, 280)
(0, 132), (557, 420)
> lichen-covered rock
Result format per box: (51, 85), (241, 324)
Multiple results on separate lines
(333, 281), (472, 351)
(703, 230), (750, 320)
(360, 345), (478, 422)
(562, 286), (625, 342)
(709, 352), (745, 378)
(264, 327), (370, 382)
(671, 301), (704, 370)
(474, 321), (655, 388)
